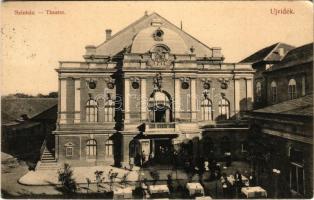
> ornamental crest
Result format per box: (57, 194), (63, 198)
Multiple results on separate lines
(153, 28), (164, 41)
(147, 45), (172, 67)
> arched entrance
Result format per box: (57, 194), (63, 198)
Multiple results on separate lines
(148, 90), (173, 123)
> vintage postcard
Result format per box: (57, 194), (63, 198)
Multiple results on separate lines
(1, 1), (313, 199)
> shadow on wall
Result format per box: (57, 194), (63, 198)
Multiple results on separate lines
(110, 131), (122, 168)
(213, 97), (253, 121)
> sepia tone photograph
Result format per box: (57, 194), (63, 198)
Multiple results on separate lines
(1, 1), (313, 199)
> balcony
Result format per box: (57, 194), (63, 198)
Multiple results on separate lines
(148, 123), (176, 129)
(145, 122), (178, 135)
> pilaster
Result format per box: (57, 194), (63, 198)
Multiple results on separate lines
(74, 78), (81, 123)
(124, 78), (130, 122)
(190, 79), (197, 121)
(234, 78), (240, 118)
(175, 79), (181, 120)
(246, 78), (253, 110)
(60, 78), (67, 124)
(140, 78), (147, 121)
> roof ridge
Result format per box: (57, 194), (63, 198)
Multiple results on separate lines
(263, 42), (281, 61)
(153, 12), (213, 52)
(95, 13), (156, 49)
(239, 42), (279, 63)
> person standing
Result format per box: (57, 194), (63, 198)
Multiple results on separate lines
(141, 151), (146, 167)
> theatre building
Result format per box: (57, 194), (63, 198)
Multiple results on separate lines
(39, 12), (255, 169)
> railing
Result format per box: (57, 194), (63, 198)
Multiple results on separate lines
(39, 137), (47, 160)
(148, 123), (176, 129)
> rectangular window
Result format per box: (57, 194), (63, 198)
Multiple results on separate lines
(241, 143), (248, 153)
(301, 76), (306, 96)
(290, 163), (305, 195)
(271, 87), (277, 103)
(66, 147), (73, 157)
(105, 140), (113, 157)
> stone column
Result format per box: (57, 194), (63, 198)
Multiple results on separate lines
(74, 78), (81, 123)
(141, 78), (147, 121)
(175, 79), (181, 120)
(246, 78), (253, 110)
(60, 78), (67, 124)
(124, 78), (130, 123)
(191, 79), (197, 121)
(234, 78), (240, 118)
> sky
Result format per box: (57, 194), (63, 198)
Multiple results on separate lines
(1, 1), (313, 95)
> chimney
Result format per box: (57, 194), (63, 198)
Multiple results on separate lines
(106, 29), (112, 41)
(278, 48), (285, 57)
(85, 45), (96, 55)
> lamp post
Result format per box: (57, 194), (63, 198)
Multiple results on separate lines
(272, 169), (281, 198)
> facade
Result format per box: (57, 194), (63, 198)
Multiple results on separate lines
(50, 12), (255, 168)
(245, 43), (313, 198)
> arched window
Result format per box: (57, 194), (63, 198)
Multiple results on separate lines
(105, 140), (114, 157)
(256, 82), (262, 100)
(288, 79), (297, 100)
(86, 99), (98, 122)
(201, 98), (213, 121)
(149, 91), (172, 123)
(219, 98), (230, 120)
(271, 81), (277, 103)
(104, 99), (115, 122)
(86, 139), (97, 159)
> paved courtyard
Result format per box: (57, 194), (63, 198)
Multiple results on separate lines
(2, 154), (254, 199)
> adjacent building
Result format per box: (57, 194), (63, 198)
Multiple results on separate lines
(244, 43), (313, 198)
(1, 97), (57, 162)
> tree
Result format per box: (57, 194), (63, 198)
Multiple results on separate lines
(120, 173), (128, 187)
(108, 169), (118, 191)
(58, 163), (77, 193)
(94, 170), (104, 192)
(150, 169), (160, 185)
(48, 91), (58, 98)
(86, 178), (91, 193)
(13, 93), (34, 98)
(37, 93), (46, 98)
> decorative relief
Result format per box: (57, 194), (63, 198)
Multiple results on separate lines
(86, 78), (97, 89)
(201, 78), (212, 90)
(147, 45), (172, 67)
(130, 77), (140, 89)
(104, 77), (115, 89)
(153, 73), (163, 91)
(218, 78), (230, 89)
(180, 77), (190, 89)
(153, 28), (164, 41)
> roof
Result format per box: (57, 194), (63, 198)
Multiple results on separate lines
(240, 42), (295, 63)
(253, 94), (313, 117)
(3, 121), (41, 130)
(267, 43), (313, 72)
(95, 12), (213, 58)
(1, 97), (58, 124)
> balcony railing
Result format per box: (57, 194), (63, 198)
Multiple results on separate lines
(148, 123), (176, 129)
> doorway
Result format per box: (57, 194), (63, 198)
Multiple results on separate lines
(155, 106), (166, 122)
(154, 139), (172, 164)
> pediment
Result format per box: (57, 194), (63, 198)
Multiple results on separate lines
(64, 142), (75, 147)
(94, 12), (213, 58)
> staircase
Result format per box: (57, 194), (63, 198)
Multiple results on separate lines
(36, 146), (60, 170)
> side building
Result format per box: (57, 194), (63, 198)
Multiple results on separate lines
(244, 43), (313, 198)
